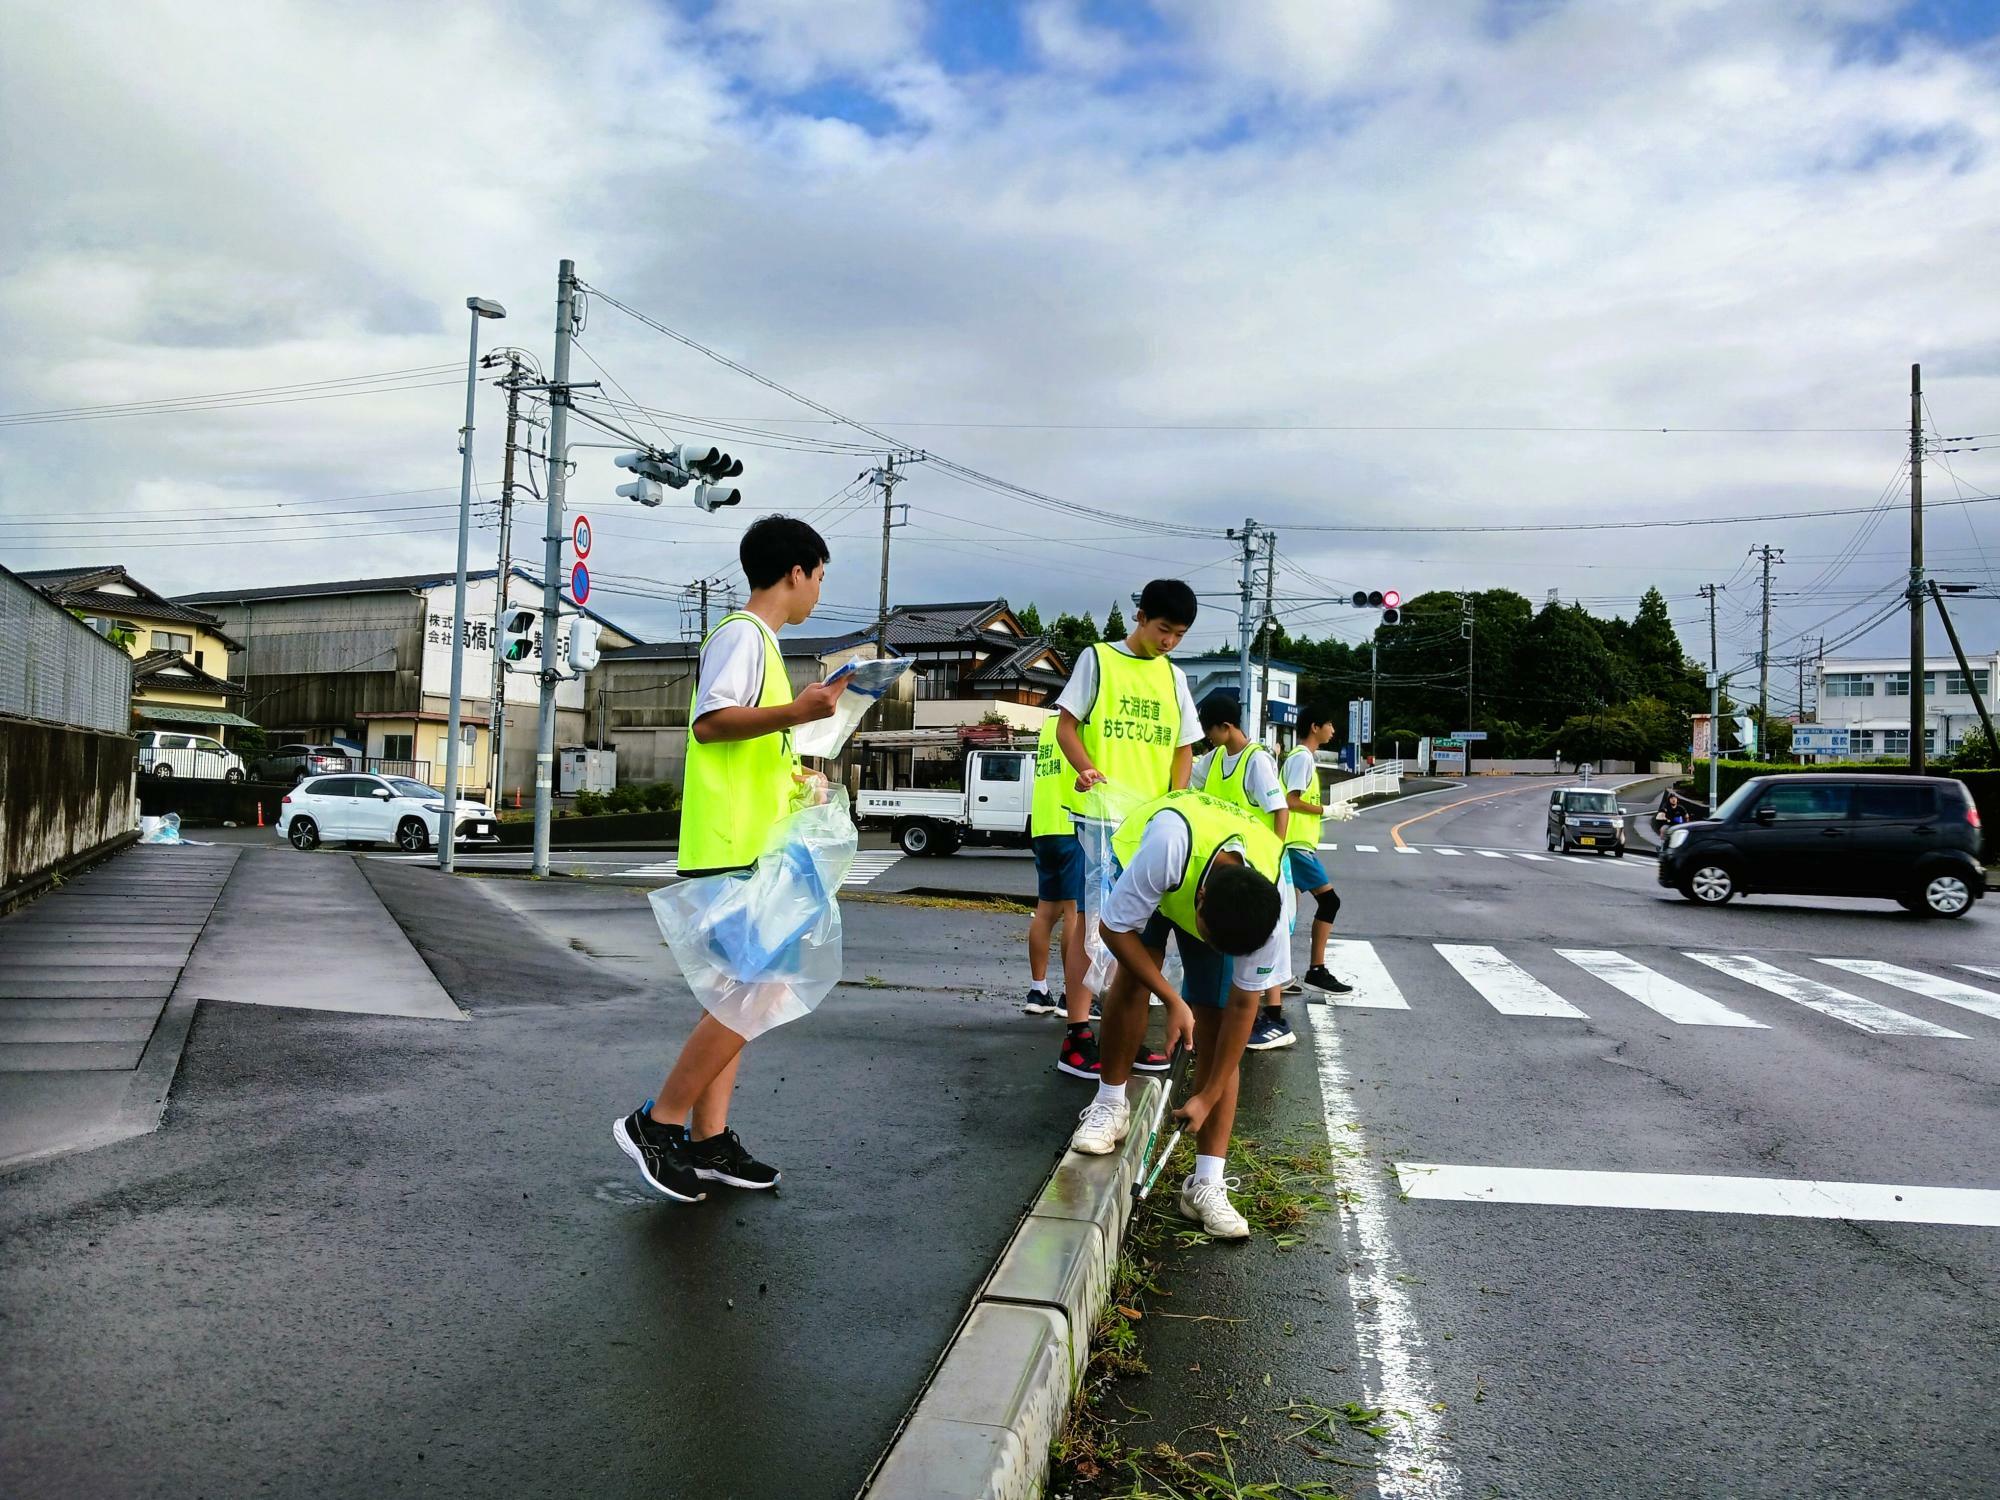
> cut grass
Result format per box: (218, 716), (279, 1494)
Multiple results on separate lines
(839, 888), (1034, 915)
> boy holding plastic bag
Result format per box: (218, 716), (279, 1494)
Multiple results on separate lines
(615, 516), (850, 1204)
(1069, 789), (1285, 1240)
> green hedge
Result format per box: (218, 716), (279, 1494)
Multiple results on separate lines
(1682, 760), (1997, 859)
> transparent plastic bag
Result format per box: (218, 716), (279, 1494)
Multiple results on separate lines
(648, 787), (858, 1041)
(1072, 782), (1147, 996)
(138, 813), (182, 845)
(790, 658), (912, 760)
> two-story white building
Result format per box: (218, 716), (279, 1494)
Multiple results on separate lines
(1813, 652), (1998, 758)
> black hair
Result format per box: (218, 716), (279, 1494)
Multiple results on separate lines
(1136, 579), (1197, 628)
(1301, 701), (1339, 732)
(741, 515), (830, 590)
(1198, 690), (1243, 735)
(1200, 862), (1282, 957)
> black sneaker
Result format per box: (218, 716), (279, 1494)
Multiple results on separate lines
(1057, 1024), (1102, 1080)
(1131, 1044), (1171, 1073)
(1302, 965), (1354, 999)
(1022, 989), (1061, 1016)
(688, 1127), (781, 1190)
(614, 1109), (706, 1202)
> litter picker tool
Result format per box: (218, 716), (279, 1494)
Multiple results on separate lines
(1133, 1041), (1195, 1203)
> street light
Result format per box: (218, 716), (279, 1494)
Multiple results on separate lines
(441, 295), (507, 872)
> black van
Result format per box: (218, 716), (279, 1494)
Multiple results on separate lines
(1656, 773), (1985, 918)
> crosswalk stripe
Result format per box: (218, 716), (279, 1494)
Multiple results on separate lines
(1322, 939), (1408, 1009)
(842, 852), (904, 888)
(1354, 843), (1379, 852)
(1814, 959), (2000, 1024)
(1317, 842), (1339, 851)
(1476, 850), (1508, 859)
(1436, 944), (1588, 1017)
(1685, 953), (1968, 1039)
(1555, 949), (1767, 1028)
(1394, 846), (1421, 855)
(1435, 847), (1464, 856)
(1959, 964), (2000, 984)
(1515, 852), (1551, 862)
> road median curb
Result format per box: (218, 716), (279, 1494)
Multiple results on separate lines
(863, 1076), (1166, 1500)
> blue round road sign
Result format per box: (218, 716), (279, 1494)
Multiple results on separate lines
(570, 562), (590, 605)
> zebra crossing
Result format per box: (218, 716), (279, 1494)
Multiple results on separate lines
(1312, 937), (2000, 1041)
(1319, 841), (1631, 865)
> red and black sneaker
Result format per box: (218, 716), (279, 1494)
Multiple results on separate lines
(1056, 1024), (1102, 1080)
(1131, 1045), (1171, 1073)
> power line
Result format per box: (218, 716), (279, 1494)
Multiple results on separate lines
(1279, 492), (2000, 535)
(0, 367), (465, 427)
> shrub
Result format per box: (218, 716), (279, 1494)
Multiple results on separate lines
(606, 782), (646, 814)
(572, 788), (605, 817)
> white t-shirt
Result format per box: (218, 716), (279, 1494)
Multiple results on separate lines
(1101, 813), (1288, 989)
(1282, 747), (1320, 799)
(693, 614), (780, 721)
(1192, 744), (1286, 814)
(1052, 643), (1203, 749)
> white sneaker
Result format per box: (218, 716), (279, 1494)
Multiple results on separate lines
(1283, 979), (1304, 995)
(1070, 1098), (1132, 1155)
(1178, 1175), (1250, 1239)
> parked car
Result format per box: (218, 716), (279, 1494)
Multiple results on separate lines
(855, 749), (1033, 856)
(277, 774), (501, 852)
(1546, 786), (1626, 856)
(136, 730), (245, 783)
(255, 743), (352, 784)
(1657, 773), (1984, 918)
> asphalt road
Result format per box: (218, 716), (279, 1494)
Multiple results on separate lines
(1089, 776), (1999, 1499)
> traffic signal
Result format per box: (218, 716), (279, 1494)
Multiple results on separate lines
(614, 450), (673, 508)
(1349, 588), (1402, 625)
(1732, 714), (1757, 754)
(500, 606), (538, 665)
(676, 443), (744, 512)
(568, 616), (602, 673)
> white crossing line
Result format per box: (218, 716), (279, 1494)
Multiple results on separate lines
(1814, 959), (2000, 1024)
(842, 852), (905, 888)
(1321, 939), (1409, 1009)
(1317, 842), (1339, 851)
(1354, 843), (1380, 853)
(1514, 852), (1552, 862)
(1393, 846), (1421, 855)
(1393, 1163), (2000, 1227)
(1434, 847), (1464, 856)
(1685, 953), (1968, 1038)
(1963, 964), (2000, 984)
(1475, 850), (1509, 859)
(1555, 948), (1767, 1028)
(1435, 944), (1588, 1018)
(621, 862), (680, 878)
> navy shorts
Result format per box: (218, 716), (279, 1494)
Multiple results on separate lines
(1032, 834), (1084, 904)
(1287, 848), (1329, 890)
(1139, 912), (1233, 1009)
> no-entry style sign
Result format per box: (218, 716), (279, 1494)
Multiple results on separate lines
(570, 562), (591, 606)
(571, 514), (593, 558)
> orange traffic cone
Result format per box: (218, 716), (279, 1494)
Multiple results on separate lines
(256, 801), (264, 828)
(513, 785), (521, 809)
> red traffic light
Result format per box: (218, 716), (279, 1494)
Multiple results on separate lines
(1383, 589), (1401, 609)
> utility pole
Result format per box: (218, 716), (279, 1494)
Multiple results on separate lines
(1459, 593), (1476, 777)
(1255, 532), (1276, 742)
(1700, 583), (1721, 806)
(698, 577), (711, 635)
(1929, 581), (1998, 754)
(871, 453), (920, 653)
(532, 259), (578, 879)
(1910, 362), (1927, 773)
(487, 352), (526, 802)
(1228, 520), (1261, 712)
(1754, 543), (1783, 752)
(1368, 640), (1379, 758)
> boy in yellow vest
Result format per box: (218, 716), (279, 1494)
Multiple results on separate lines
(1281, 704), (1354, 999)
(615, 516), (847, 1204)
(1192, 691), (1296, 1050)
(1069, 789), (1285, 1239)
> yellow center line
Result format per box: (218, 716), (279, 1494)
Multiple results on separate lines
(1390, 781), (1552, 849)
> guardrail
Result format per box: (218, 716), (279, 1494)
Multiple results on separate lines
(1321, 757), (1404, 807)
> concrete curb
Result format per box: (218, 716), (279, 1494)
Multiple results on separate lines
(862, 1076), (1168, 1500)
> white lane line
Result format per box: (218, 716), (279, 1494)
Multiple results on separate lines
(1322, 939), (1409, 1009)
(1514, 852), (1552, 862)
(1685, 953), (1968, 1038)
(1354, 843), (1380, 853)
(1317, 842), (1340, 851)
(1393, 1163), (2000, 1228)
(1814, 959), (2000, 1024)
(1435, 944), (1588, 1018)
(1309, 1018), (1461, 1500)
(1555, 949), (1767, 1028)
(1393, 846), (1422, 855)
(1434, 847), (1464, 856)
(1475, 850), (1509, 859)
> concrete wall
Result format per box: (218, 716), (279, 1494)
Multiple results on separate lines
(0, 715), (137, 896)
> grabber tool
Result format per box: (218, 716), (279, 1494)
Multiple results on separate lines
(1133, 1040), (1195, 1204)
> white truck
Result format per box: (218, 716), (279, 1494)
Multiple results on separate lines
(856, 747), (1034, 856)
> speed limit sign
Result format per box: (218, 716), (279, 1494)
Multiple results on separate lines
(571, 514), (593, 558)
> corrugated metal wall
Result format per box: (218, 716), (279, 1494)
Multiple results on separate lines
(0, 566), (135, 732)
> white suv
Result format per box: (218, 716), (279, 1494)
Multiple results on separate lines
(278, 774), (502, 852)
(137, 730), (246, 783)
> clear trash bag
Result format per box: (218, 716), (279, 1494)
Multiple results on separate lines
(138, 813), (182, 845)
(790, 657), (912, 760)
(1073, 782), (1147, 996)
(648, 786), (859, 1041)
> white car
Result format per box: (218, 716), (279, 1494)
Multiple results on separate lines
(136, 729), (246, 783)
(277, 773), (502, 853)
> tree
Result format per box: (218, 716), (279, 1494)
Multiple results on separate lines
(1103, 602), (1128, 642)
(1016, 602), (1044, 636)
(1951, 726), (1997, 769)
(1048, 611), (1100, 665)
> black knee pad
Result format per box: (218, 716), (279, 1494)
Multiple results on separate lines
(1313, 888), (1342, 924)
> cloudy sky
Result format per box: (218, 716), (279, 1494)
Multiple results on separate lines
(3, 0), (1997, 701)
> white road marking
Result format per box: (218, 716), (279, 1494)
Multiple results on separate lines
(1963, 964), (2000, 984)
(1393, 846), (1421, 855)
(1435, 944), (1588, 1018)
(1354, 843), (1380, 852)
(1555, 949), (1767, 1027)
(1393, 1163), (2000, 1227)
(1322, 939), (1409, 1009)
(1514, 852), (1551, 862)
(842, 852), (905, 888)
(1434, 847), (1464, 856)
(1309, 1019), (1461, 1500)
(1814, 959), (2000, 1024)
(621, 862), (680, 878)
(1685, 953), (1968, 1038)
(1475, 850), (1509, 859)
(1318, 841), (1339, 851)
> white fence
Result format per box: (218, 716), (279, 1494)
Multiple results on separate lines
(1320, 757), (1403, 808)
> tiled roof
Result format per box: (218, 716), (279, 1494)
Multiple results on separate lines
(25, 564), (240, 645)
(174, 569), (501, 604)
(970, 637), (1068, 683)
(602, 631), (859, 663)
(132, 651), (245, 696)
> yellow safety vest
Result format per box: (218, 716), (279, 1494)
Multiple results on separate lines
(1030, 717), (1073, 838)
(1111, 790), (1283, 939)
(1281, 746), (1322, 851)
(678, 612), (796, 872)
(1200, 741), (1278, 832)
(1062, 642), (1180, 815)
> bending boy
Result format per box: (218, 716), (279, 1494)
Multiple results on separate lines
(1068, 790), (1285, 1240)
